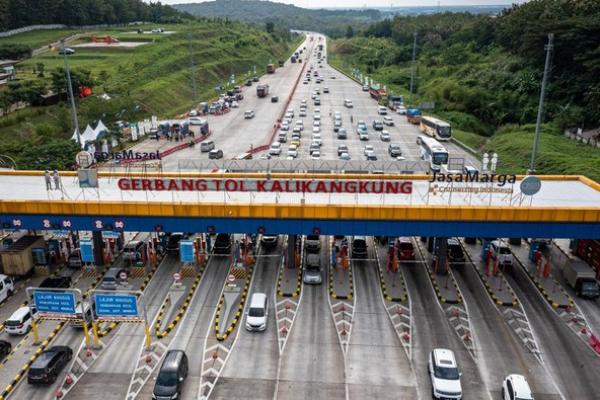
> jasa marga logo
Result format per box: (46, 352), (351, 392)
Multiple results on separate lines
(429, 171), (517, 187)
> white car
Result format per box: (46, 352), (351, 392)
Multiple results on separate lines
(383, 116), (394, 126)
(299, 109), (307, 117)
(378, 106), (388, 115)
(269, 142), (282, 156)
(314, 108), (320, 114)
(230, 101), (239, 108)
(396, 105), (407, 115)
(429, 349), (462, 400)
(362, 84), (369, 91)
(312, 125), (320, 133)
(311, 150), (321, 159)
(189, 109), (198, 117)
(245, 293), (268, 332)
(295, 120), (304, 130)
(301, 100), (307, 106)
(502, 374), (533, 400)
(280, 123), (289, 132)
(363, 145), (374, 156)
(287, 146), (298, 158)
(380, 130), (391, 141)
(344, 99), (353, 108)
(244, 110), (255, 119)
(287, 108), (294, 118)
(313, 120), (321, 127)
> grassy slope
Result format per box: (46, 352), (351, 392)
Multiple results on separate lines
(0, 29), (80, 48)
(329, 38), (600, 181)
(1, 23), (301, 166)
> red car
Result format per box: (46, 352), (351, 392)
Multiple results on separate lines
(397, 237), (415, 261)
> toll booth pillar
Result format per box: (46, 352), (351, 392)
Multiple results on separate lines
(287, 234), (297, 269)
(433, 237), (448, 275)
(92, 231), (104, 267)
(427, 237), (435, 253)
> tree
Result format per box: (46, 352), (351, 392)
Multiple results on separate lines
(36, 63), (45, 77)
(265, 21), (274, 33)
(345, 25), (354, 38)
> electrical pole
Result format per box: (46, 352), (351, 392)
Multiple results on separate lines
(529, 33), (554, 174)
(409, 31), (417, 107)
(61, 40), (80, 146)
(188, 32), (197, 103)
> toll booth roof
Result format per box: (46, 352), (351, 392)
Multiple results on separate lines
(0, 173), (599, 209)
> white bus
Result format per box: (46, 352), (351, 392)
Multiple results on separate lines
(419, 136), (449, 173)
(420, 116), (452, 141)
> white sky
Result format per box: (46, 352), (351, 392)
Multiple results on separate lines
(161, 0), (528, 8)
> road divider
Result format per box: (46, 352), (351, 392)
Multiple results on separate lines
(155, 271), (204, 338)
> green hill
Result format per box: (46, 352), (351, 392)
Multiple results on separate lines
(174, 0), (381, 37)
(0, 20), (300, 170)
(329, 1), (600, 179)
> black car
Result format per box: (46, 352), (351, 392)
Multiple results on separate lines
(27, 346), (72, 384)
(245, 80), (253, 86)
(372, 120), (384, 131)
(213, 233), (232, 254)
(446, 238), (466, 263)
(271, 96), (279, 103)
(39, 276), (72, 289)
(0, 340), (11, 361)
(252, 76), (259, 82)
(166, 233), (184, 254)
(352, 236), (368, 258)
(260, 235), (278, 250)
(153, 350), (188, 400)
(304, 235), (321, 253)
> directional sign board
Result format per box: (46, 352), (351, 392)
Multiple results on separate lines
(180, 240), (195, 263)
(33, 290), (77, 318)
(94, 292), (139, 321)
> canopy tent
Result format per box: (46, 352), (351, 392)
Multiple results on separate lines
(94, 120), (109, 139)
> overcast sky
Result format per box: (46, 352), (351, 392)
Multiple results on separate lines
(161, 0), (529, 7)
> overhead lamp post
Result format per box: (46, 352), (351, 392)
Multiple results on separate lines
(529, 33), (554, 175)
(61, 39), (81, 146)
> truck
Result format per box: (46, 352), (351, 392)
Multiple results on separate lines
(369, 84), (387, 102)
(0, 235), (45, 277)
(563, 261), (600, 298)
(388, 94), (404, 110)
(572, 239), (600, 276)
(406, 108), (422, 124)
(256, 84), (269, 98)
(266, 64), (275, 74)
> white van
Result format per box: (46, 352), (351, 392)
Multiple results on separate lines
(0, 274), (15, 303)
(490, 240), (514, 267)
(6, 306), (36, 335)
(269, 142), (282, 156)
(200, 140), (215, 152)
(245, 293), (268, 332)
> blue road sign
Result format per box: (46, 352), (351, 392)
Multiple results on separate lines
(94, 293), (139, 319)
(180, 240), (194, 263)
(80, 240), (94, 262)
(34, 291), (76, 315)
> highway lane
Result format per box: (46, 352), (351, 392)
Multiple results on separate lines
(452, 262), (562, 399)
(347, 256), (418, 399)
(275, 240), (345, 399)
(505, 261), (600, 399)
(135, 255), (230, 399)
(403, 240), (491, 400)
(209, 239), (282, 398)
(158, 37), (315, 169)
(57, 255), (180, 399)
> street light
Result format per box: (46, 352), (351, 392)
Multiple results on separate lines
(61, 39), (81, 146)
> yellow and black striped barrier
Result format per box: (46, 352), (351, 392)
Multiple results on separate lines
(215, 264), (255, 342)
(155, 271), (204, 338)
(0, 321), (65, 400)
(329, 265), (354, 300)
